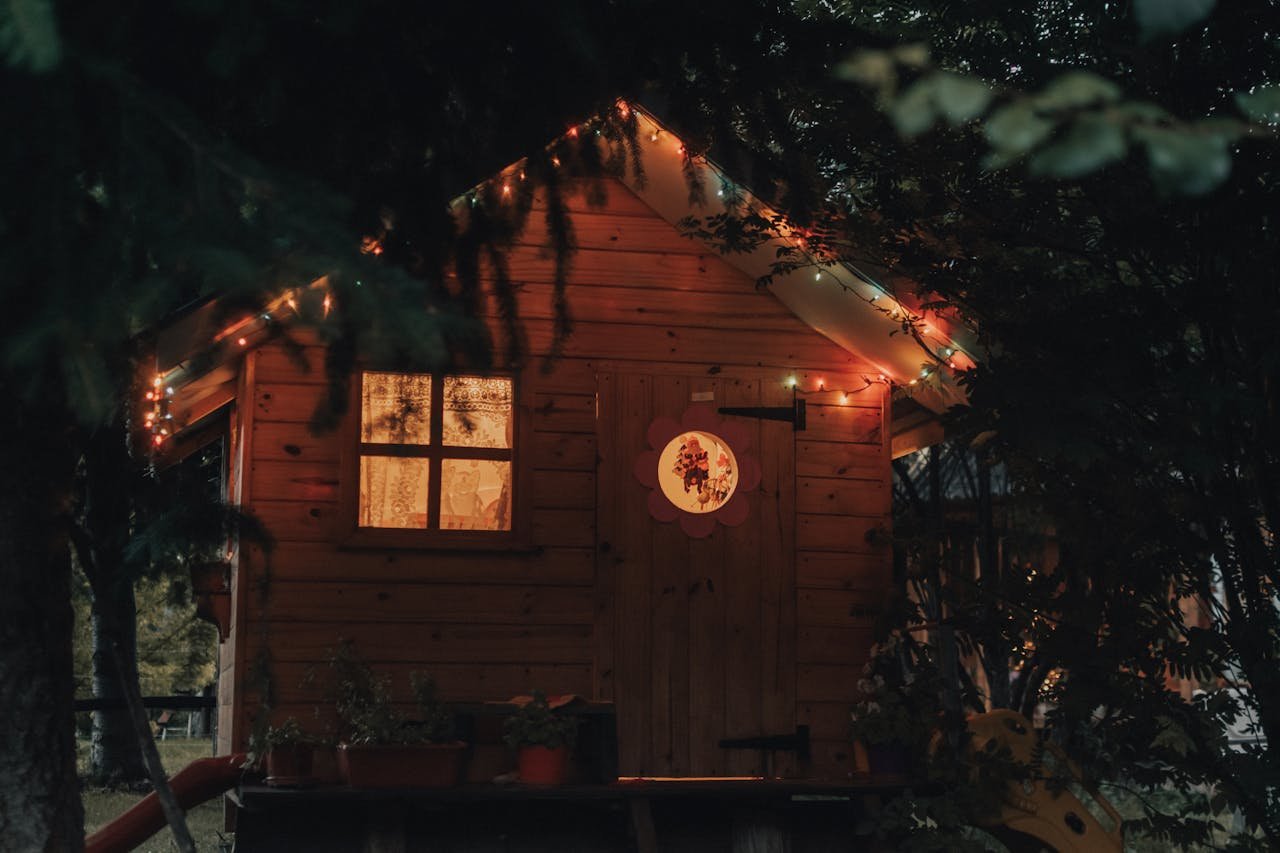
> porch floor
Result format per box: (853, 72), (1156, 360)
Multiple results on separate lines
(231, 778), (916, 852)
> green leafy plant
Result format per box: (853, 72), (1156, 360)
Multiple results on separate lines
(850, 631), (944, 750)
(409, 672), (455, 744)
(311, 642), (456, 745)
(246, 716), (317, 767)
(263, 717), (313, 749)
(502, 690), (578, 750)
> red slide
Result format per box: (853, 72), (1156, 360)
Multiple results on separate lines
(86, 753), (247, 853)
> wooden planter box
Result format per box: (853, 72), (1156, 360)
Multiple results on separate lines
(265, 743), (315, 788)
(337, 742), (467, 788)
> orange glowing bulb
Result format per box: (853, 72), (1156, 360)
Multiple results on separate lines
(237, 337), (247, 346)
(568, 126), (579, 138)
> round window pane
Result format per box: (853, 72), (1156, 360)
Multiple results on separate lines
(658, 430), (739, 514)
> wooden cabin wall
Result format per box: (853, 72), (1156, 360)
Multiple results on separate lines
(792, 380), (893, 775)
(216, 355), (254, 756)
(225, 178), (891, 779)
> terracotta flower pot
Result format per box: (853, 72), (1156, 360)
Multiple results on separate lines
(337, 742), (467, 788)
(265, 743), (315, 787)
(516, 744), (570, 785)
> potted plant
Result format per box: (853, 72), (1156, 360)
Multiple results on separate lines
(849, 631), (941, 777)
(255, 717), (318, 787)
(318, 643), (466, 788)
(502, 690), (579, 785)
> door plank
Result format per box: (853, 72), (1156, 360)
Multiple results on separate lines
(721, 377), (765, 776)
(593, 373), (616, 704)
(687, 525), (727, 775)
(649, 374), (690, 775)
(612, 373), (654, 773)
(759, 379), (798, 777)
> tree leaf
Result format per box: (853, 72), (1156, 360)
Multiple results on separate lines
(835, 49), (895, 88)
(1235, 84), (1280, 124)
(934, 73), (992, 126)
(1134, 126), (1231, 195)
(1033, 71), (1123, 110)
(1134, 0), (1216, 42)
(985, 102), (1056, 155)
(1151, 715), (1194, 757)
(0, 0), (61, 72)
(891, 43), (930, 68)
(890, 77), (939, 138)
(1029, 114), (1127, 178)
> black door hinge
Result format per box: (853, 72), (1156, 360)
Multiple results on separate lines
(718, 398), (806, 431)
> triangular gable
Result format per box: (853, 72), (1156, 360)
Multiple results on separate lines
(610, 106), (972, 411)
(150, 105), (974, 450)
(449, 103), (973, 411)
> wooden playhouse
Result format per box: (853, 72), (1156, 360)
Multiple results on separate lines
(151, 107), (970, 793)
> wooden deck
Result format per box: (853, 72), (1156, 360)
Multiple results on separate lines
(231, 777), (916, 852)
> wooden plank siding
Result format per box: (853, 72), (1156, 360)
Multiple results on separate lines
(793, 373), (892, 781)
(223, 178), (892, 782)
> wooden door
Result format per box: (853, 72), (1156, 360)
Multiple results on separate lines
(595, 370), (797, 776)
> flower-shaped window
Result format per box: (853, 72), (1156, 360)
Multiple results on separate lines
(658, 430), (738, 513)
(633, 405), (761, 538)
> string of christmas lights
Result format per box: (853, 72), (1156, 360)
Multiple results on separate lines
(143, 376), (173, 446)
(147, 101), (974, 447)
(622, 102), (973, 379)
(144, 280), (326, 447)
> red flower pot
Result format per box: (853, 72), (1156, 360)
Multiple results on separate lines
(516, 745), (571, 785)
(337, 742), (467, 788)
(265, 743), (314, 787)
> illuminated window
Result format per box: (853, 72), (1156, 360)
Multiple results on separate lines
(356, 371), (514, 532)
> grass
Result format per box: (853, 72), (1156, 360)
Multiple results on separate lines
(80, 738), (232, 852)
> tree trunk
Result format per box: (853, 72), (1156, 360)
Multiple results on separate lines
(83, 421), (148, 786)
(196, 682), (215, 740)
(79, 420), (195, 850)
(0, 394), (84, 851)
(976, 454), (1011, 710)
(89, 578), (147, 785)
(927, 446), (964, 730)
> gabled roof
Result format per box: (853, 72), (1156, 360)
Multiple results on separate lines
(608, 105), (973, 412)
(150, 104), (974, 452)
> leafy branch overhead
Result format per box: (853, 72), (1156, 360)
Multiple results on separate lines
(838, 46), (1278, 195)
(0, 0), (60, 72)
